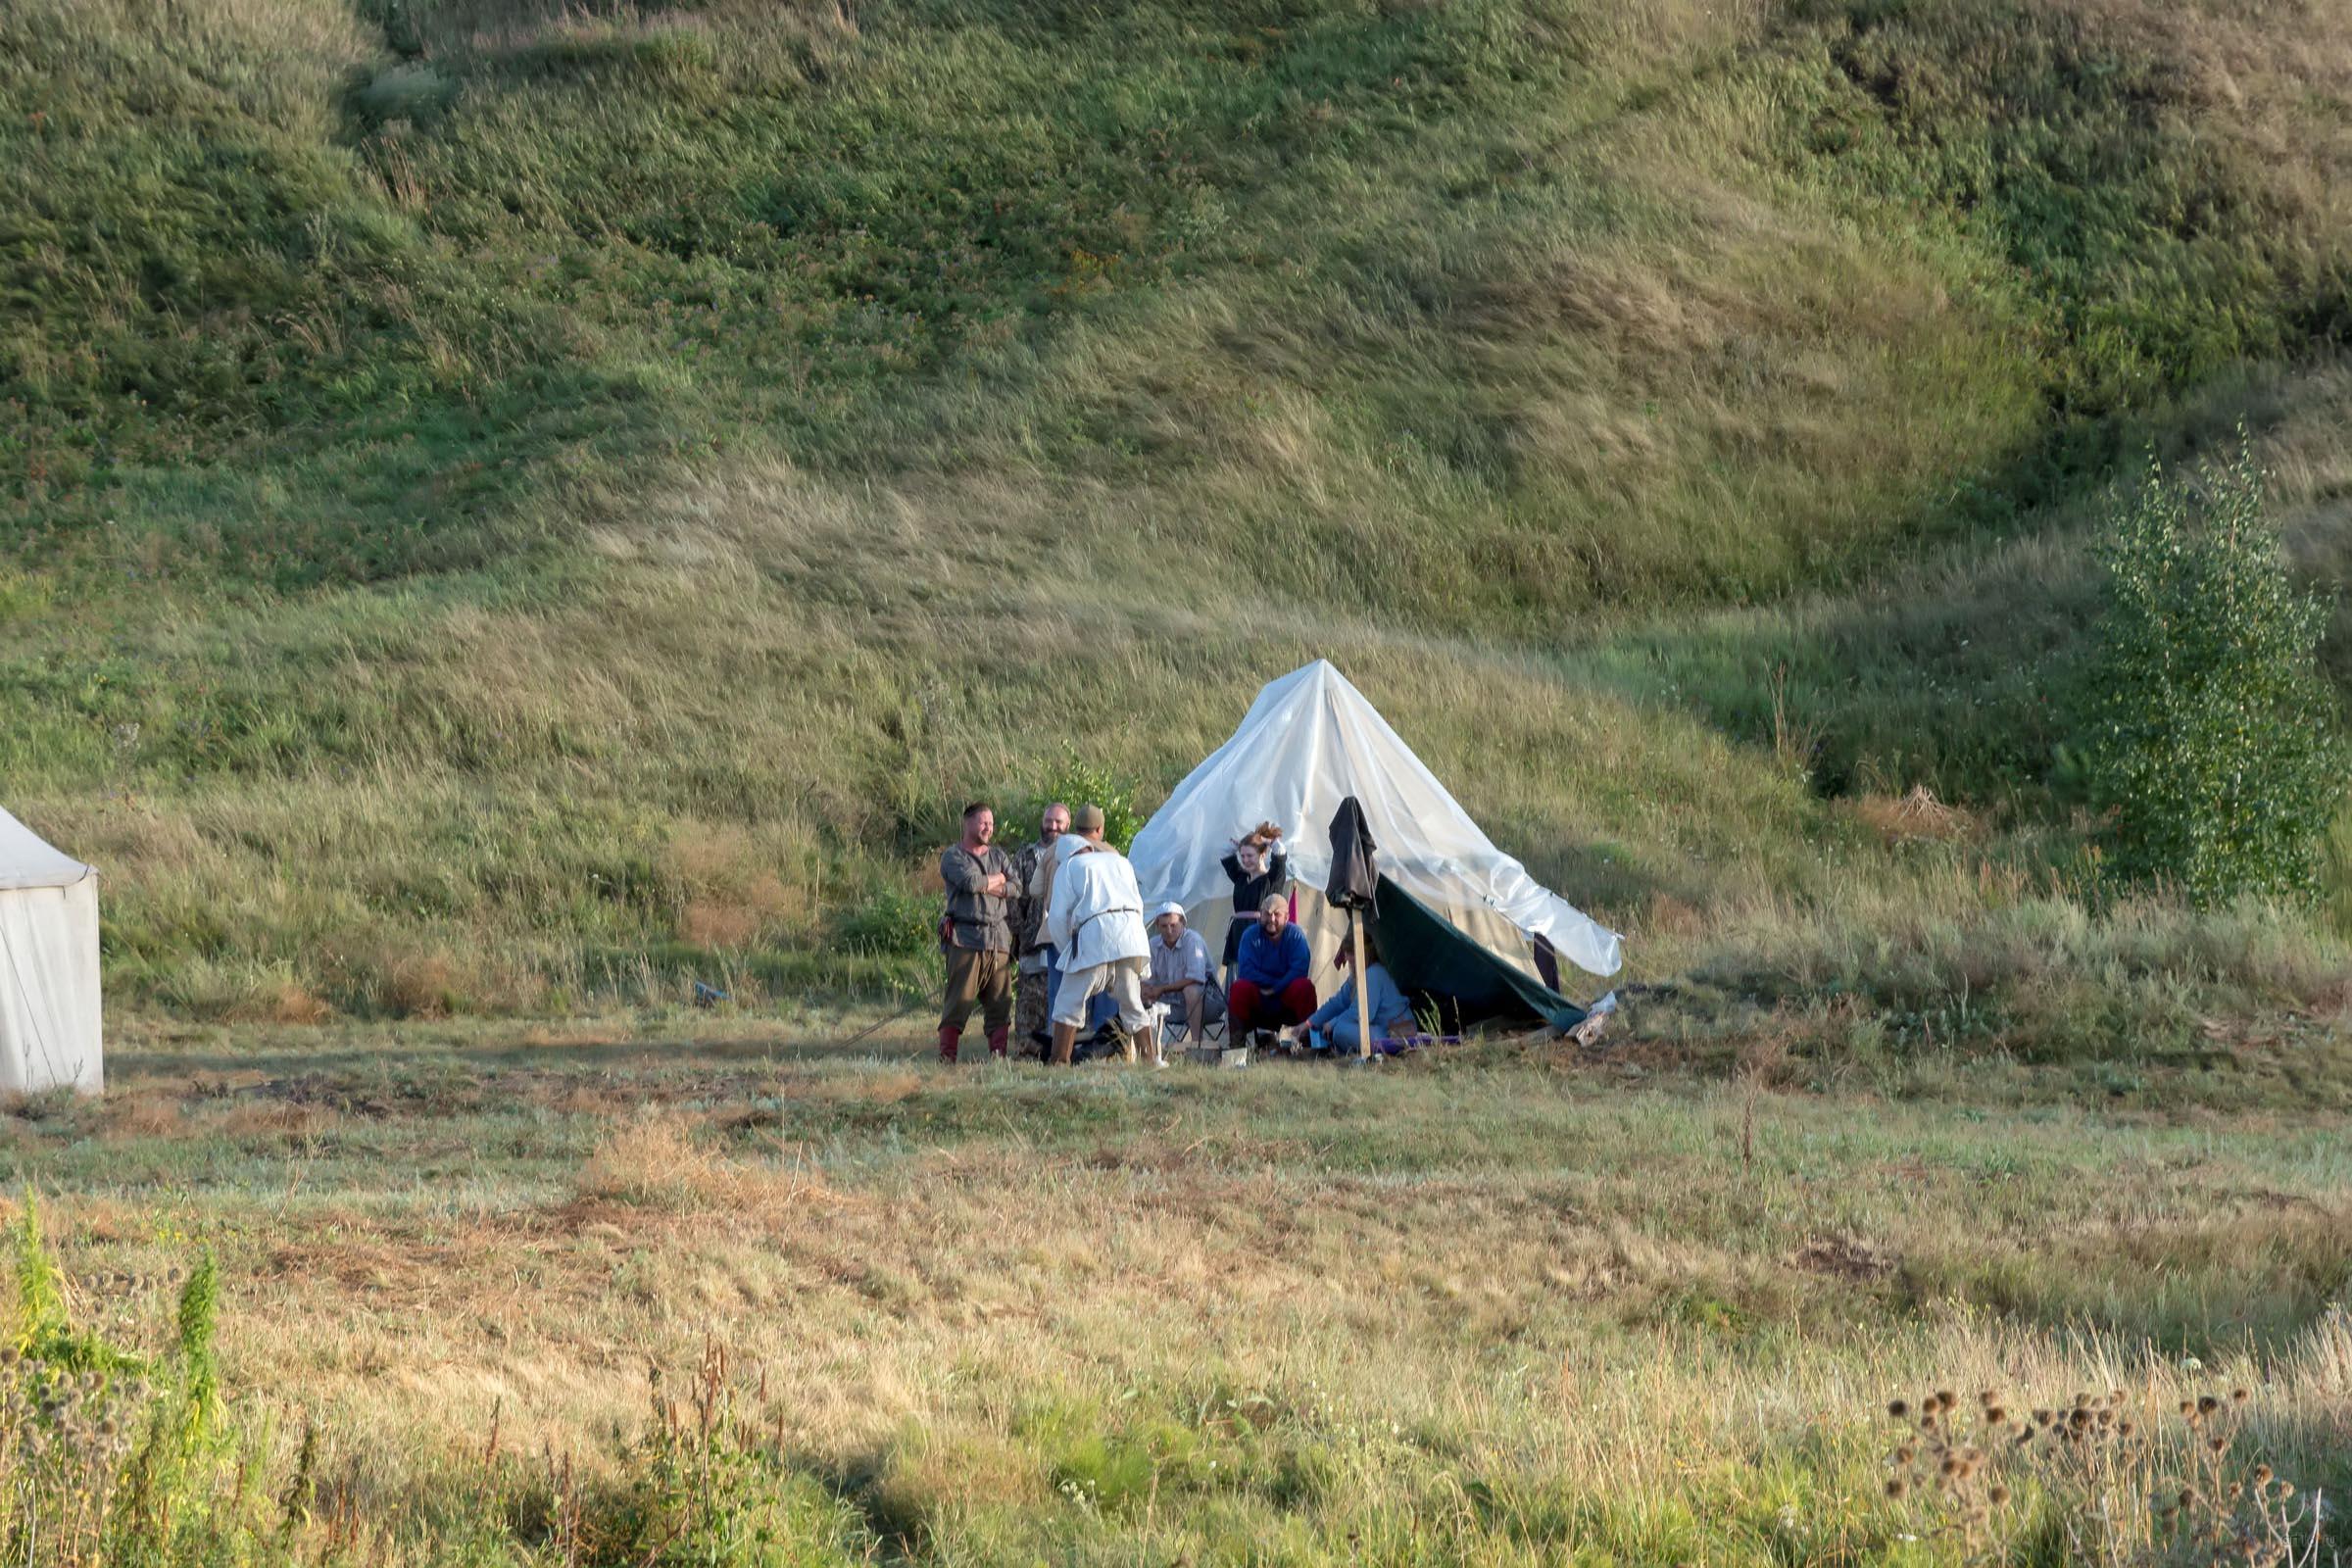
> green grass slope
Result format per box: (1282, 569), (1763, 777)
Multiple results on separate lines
(5, 0), (2352, 1050)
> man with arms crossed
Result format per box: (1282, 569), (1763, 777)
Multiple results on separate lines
(937, 802), (1013, 1063)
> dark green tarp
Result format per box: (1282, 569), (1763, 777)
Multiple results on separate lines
(1365, 875), (1589, 1034)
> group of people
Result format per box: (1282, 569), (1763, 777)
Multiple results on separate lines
(935, 804), (1418, 1065)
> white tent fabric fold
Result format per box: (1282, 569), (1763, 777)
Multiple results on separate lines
(0, 808), (91, 892)
(1131, 661), (1622, 990)
(0, 807), (102, 1095)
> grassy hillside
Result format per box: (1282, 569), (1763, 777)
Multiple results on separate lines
(6, 0), (2352, 1045)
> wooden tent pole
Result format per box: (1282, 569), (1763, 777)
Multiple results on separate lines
(1351, 914), (1373, 1060)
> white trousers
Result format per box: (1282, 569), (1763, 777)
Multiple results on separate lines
(1053, 956), (1148, 1029)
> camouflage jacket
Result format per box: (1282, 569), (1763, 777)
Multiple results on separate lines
(1009, 838), (1054, 956)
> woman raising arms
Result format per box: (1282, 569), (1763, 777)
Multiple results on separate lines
(1219, 820), (1288, 973)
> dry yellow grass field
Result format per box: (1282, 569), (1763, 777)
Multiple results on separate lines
(6, 1025), (2346, 1564)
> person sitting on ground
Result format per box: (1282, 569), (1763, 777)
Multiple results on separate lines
(1218, 822), (1288, 975)
(1144, 903), (1223, 1045)
(1305, 932), (1414, 1054)
(1227, 893), (1315, 1039)
(1044, 805), (1160, 1067)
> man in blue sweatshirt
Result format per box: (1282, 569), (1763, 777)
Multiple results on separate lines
(1227, 894), (1316, 1035)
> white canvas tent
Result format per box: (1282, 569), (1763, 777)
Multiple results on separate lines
(0, 808), (101, 1095)
(1131, 661), (1621, 998)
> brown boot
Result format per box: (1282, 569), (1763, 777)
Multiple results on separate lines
(937, 1025), (960, 1063)
(986, 1026), (1009, 1059)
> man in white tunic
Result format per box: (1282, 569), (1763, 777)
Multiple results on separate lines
(1044, 805), (1157, 1067)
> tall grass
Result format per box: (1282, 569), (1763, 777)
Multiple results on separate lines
(4, 1041), (2348, 1563)
(5, 0), (2352, 1028)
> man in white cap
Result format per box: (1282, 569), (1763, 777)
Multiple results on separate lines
(1144, 903), (1221, 1046)
(1044, 805), (1158, 1066)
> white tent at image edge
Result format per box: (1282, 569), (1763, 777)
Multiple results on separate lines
(1130, 660), (1621, 1001)
(0, 807), (102, 1095)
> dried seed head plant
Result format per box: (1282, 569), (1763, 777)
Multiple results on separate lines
(1878, 1379), (2329, 1568)
(3, 1200), (224, 1568)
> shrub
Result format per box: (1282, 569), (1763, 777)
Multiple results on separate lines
(2080, 440), (2345, 906)
(349, 62), (456, 127)
(831, 882), (936, 957)
(1016, 753), (1146, 855)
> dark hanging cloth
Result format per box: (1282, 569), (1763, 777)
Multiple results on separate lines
(1532, 932), (1562, 993)
(1325, 796), (1378, 910)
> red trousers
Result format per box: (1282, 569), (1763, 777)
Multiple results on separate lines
(1228, 977), (1317, 1029)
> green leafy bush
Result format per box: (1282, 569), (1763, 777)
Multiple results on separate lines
(348, 62), (457, 128)
(1019, 753), (1146, 855)
(831, 882), (938, 958)
(2081, 441), (2345, 906)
